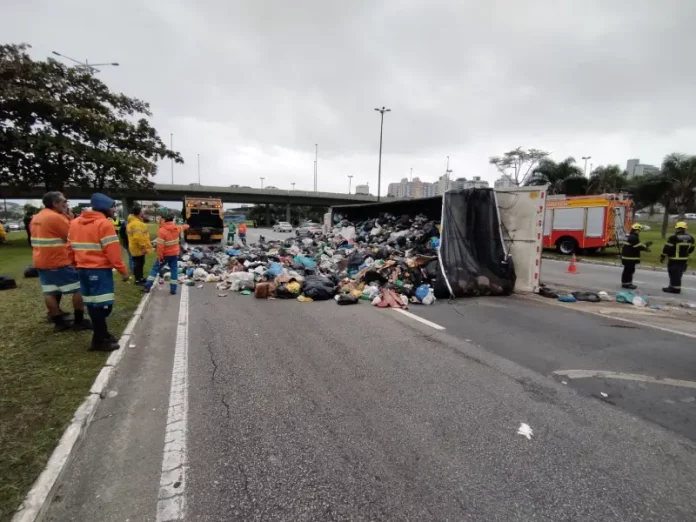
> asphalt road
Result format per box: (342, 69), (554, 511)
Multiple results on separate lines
(46, 284), (696, 521)
(541, 258), (696, 302)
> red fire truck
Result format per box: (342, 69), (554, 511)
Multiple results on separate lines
(543, 193), (633, 254)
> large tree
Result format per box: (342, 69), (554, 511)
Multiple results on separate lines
(0, 43), (182, 192)
(526, 156), (586, 195)
(658, 153), (696, 237)
(587, 165), (628, 195)
(489, 147), (550, 186)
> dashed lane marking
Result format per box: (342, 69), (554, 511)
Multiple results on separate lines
(393, 309), (446, 330)
(156, 286), (190, 521)
(553, 369), (696, 389)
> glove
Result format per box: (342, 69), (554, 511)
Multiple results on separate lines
(660, 254), (666, 263)
(122, 273), (131, 282)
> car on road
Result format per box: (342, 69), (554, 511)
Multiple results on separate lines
(273, 221), (293, 233)
(5, 222), (21, 230)
(685, 213), (696, 220)
(296, 222), (322, 237)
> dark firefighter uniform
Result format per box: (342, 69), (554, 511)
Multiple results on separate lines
(620, 224), (651, 289)
(661, 222), (695, 294)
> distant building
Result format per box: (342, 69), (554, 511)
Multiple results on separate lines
(626, 158), (659, 178)
(355, 184), (370, 195)
(462, 176), (489, 189)
(494, 175), (515, 189)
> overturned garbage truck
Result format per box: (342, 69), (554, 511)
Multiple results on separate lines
(328, 186), (547, 298)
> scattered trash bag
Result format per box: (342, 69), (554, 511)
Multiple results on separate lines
(558, 295), (577, 303)
(276, 282), (301, 299)
(571, 291), (600, 303)
(294, 256), (317, 269)
(23, 266), (39, 278)
(415, 284), (430, 302)
(254, 282), (276, 298)
(240, 289), (252, 295)
(266, 262), (283, 277)
(616, 291), (636, 304)
(598, 291), (611, 301)
(303, 275), (336, 301)
(297, 295), (314, 302)
(363, 270), (388, 286)
(238, 280), (255, 292)
(539, 287), (559, 299)
(632, 295), (648, 307)
(335, 294), (359, 305)
(0, 275), (17, 290)
(227, 249), (241, 256)
(347, 251), (366, 269)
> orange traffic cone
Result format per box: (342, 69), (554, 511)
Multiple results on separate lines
(567, 254), (578, 274)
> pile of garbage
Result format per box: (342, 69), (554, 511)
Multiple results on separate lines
(163, 213), (442, 307)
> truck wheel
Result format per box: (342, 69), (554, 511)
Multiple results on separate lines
(556, 237), (578, 255)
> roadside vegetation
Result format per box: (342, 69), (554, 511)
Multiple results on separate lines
(0, 227), (156, 521)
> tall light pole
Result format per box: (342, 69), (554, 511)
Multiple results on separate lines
(51, 51), (119, 73)
(582, 156), (592, 176)
(197, 154), (201, 185)
(347, 175), (353, 194)
(314, 144), (318, 192)
(374, 106), (391, 201)
(291, 182), (296, 191)
(170, 133), (174, 184)
(260, 177), (265, 189)
(410, 167), (413, 182)
(445, 156), (453, 192)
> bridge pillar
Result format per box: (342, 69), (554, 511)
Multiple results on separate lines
(265, 204), (271, 227)
(286, 203), (291, 223)
(120, 197), (135, 218)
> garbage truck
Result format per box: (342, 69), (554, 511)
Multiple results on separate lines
(182, 196), (224, 243)
(328, 186), (547, 296)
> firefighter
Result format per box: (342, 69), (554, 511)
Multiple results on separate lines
(661, 221), (695, 294)
(620, 223), (652, 289)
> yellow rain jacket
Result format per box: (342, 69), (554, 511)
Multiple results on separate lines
(126, 215), (153, 256)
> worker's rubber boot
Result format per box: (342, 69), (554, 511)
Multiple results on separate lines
(50, 314), (74, 332)
(622, 284), (637, 290)
(105, 334), (121, 349)
(72, 318), (93, 331)
(47, 311), (72, 324)
(662, 287), (681, 294)
(89, 337), (119, 352)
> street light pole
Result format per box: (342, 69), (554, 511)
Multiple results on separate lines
(314, 144), (318, 192)
(582, 156), (592, 176)
(51, 51), (119, 74)
(410, 167), (413, 182)
(291, 182), (296, 191)
(374, 106), (391, 202)
(260, 177), (265, 189)
(347, 175), (353, 194)
(445, 156), (453, 192)
(197, 154), (201, 185)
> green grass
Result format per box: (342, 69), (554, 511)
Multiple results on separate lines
(545, 229), (669, 267)
(0, 228), (156, 522)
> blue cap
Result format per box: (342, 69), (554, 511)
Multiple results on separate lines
(90, 193), (115, 212)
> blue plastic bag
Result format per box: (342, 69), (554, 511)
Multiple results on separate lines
(226, 249), (241, 256)
(186, 268), (194, 277)
(267, 262), (283, 277)
(430, 237), (440, 248)
(415, 284), (430, 302)
(192, 251), (203, 260)
(615, 291), (636, 304)
(293, 256), (317, 269)
(557, 295), (577, 303)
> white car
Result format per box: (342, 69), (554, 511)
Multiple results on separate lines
(273, 221), (293, 233)
(685, 213), (696, 220)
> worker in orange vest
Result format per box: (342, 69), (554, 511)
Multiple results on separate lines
(238, 221), (248, 245)
(68, 193), (129, 351)
(30, 191), (91, 331)
(144, 211), (181, 295)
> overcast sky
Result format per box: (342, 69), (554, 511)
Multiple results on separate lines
(2, 0), (696, 197)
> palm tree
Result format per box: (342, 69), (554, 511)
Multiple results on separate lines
(527, 157), (586, 195)
(587, 165), (628, 195)
(658, 153), (696, 237)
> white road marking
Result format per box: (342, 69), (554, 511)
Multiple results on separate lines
(156, 286), (190, 522)
(392, 309), (446, 330)
(553, 369), (696, 389)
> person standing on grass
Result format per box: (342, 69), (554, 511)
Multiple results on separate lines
(126, 206), (152, 285)
(23, 209), (35, 247)
(144, 212), (180, 295)
(0, 220), (6, 244)
(68, 193), (129, 351)
(238, 221), (247, 245)
(30, 192), (92, 332)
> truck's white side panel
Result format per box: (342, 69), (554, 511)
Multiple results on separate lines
(497, 186), (548, 294)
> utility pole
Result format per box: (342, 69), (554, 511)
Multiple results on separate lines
(374, 106), (391, 201)
(347, 175), (353, 194)
(410, 167), (413, 182)
(260, 177), (265, 189)
(314, 144), (318, 192)
(291, 182), (296, 191)
(197, 154), (201, 185)
(582, 156), (592, 176)
(170, 133), (174, 184)
(445, 156), (453, 192)
(51, 51), (119, 74)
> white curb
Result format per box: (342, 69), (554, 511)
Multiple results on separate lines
(11, 286), (156, 522)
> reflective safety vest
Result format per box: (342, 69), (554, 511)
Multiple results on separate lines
(620, 231), (648, 261)
(156, 221), (182, 258)
(662, 232), (695, 261)
(67, 210), (128, 274)
(30, 208), (72, 269)
(238, 222), (247, 234)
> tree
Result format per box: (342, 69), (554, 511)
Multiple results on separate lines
(489, 147), (550, 186)
(526, 157), (586, 195)
(23, 203), (39, 214)
(658, 153), (696, 237)
(0, 43), (182, 192)
(587, 165), (628, 195)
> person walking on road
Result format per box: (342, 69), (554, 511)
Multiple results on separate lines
(661, 221), (695, 294)
(620, 223), (652, 290)
(126, 206), (153, 285)
(68, 193), (129, 351)
(226, 220), (237, 246)
(144, 212), (181, 295)
(238, 221), (247, 245)
(30, 191), (92, 332)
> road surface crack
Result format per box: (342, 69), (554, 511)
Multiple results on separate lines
(205, 340), (231, 419)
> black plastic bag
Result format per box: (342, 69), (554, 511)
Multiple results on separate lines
(363, 270), (388, 286)
(0, 275), (17, 290)
(539, 287), (559, 299)
(347, 251), (366, 270)
(303, 275), (336, 301)
(571, 291), (600, 303)
(24, 266), (39, 278)
(336, 294), (359, 305)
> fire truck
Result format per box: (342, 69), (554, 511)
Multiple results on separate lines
(543, 193), (633, 255)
